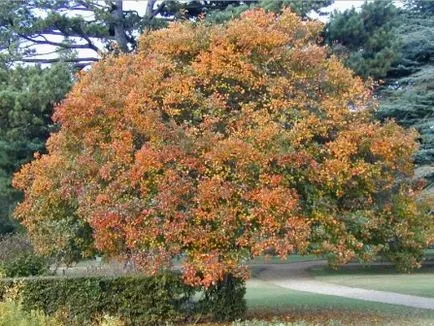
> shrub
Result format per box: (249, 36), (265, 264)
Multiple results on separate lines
(0, 299), (60, 326)
(0, 254), (49, 278)
(0, 234), (50, 277)
(0, 272), (246, 324)
(0, 234), (33, 261)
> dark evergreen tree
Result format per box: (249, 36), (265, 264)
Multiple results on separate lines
(205, 0), (333, 23)
(0, 64), (72, 233)
(404, 0), (434, 16)
(377, 4), (434, 188)
(326, 0), (433, 191)
(325, 0), (400, 79)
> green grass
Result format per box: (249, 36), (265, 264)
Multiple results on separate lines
(249, 254), (323, 265)
(245, 279), (434, 324)
(309, 263), (434, 298)
(249, 249), (434, 265)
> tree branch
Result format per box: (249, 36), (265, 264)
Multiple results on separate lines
(19, 57), (99, 64)
(145, 0), (158, 19)
(77, 0), (106, 10)
(18, 33), (99, 52)
(28, 49), (67, 57)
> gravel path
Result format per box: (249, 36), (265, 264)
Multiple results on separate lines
(253, 260), (434, 310)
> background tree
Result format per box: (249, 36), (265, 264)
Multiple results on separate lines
(204, 0), (333, 23)
(0, 63), (72, 234)
(0, 0), (333, 67)
(325, 0), (434, 192)
(377, 1), (434, 189)
(404, 0), (434, 16)
(14, 9), (432, 284)
(325, 0), (400, 79)
(0, 0), (172, 67)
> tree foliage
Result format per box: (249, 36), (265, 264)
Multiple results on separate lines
(204, 0), (333, 23)
(14, 9), (432, 285)
(325, 0), (400, 79)
(376, 2), (434, 187)
(404, 0), (434, 16)
(0, 64), (72, 234)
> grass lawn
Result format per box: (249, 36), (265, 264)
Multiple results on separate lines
(249, 254), (322, 265)
(309, 263), (434, 298)
(251, 249), (434, 265)
(245, 279), (434, 325)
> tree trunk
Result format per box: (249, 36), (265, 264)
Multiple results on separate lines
(111, 0), (129, 52)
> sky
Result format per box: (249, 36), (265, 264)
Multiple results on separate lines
(310, 0), (366, 21)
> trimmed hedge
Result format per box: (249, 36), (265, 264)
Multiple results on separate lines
(0, 272), (246, 325)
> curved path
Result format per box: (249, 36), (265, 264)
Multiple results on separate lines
(252, 260), (434, 310)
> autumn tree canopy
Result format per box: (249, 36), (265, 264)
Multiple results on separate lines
(13, 9), (432, 286)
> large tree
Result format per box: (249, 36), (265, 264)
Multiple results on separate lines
(0, 0), (333, 67)
(14, 9), (432, 283)
(0, 0), (334, 236)
(0, 63), (72, 234)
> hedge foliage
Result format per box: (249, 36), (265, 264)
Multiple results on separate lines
(0, 272), (246, 325)
(198, 274), (247, 322)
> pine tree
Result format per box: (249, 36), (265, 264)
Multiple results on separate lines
(325, 0), (400, 79)
(0, 64), (72, 234)
(377, 2), (434, 189)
